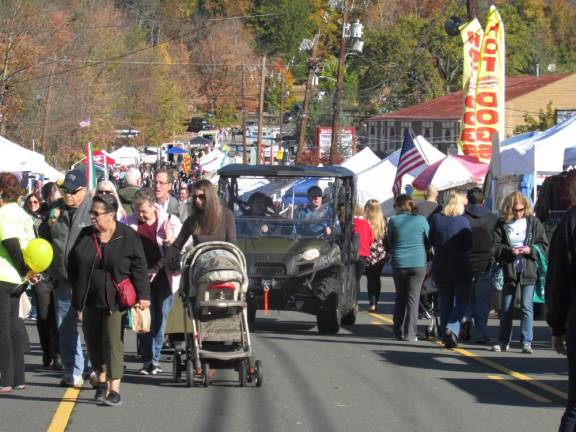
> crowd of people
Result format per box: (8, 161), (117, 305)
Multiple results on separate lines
(1, 165), (576, 429)
(0, 163), (234, 407)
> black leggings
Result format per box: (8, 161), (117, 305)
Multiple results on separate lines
(365, 262), (385, 307)
(32, 282), (59, 360)
(0, 281), (29, 387)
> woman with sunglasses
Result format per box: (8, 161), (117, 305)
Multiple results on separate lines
(25, 188), (63, 371)
(95, 180), (128, 223)
(68, 194), (150, 406)
(23, 193), (43, 232)
(492, 191), (548, 354)
(169, 179), (236, 250)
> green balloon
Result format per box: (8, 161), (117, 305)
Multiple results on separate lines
(23, 238), (53, 273)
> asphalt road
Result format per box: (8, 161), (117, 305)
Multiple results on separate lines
(0, 276), (568, 432)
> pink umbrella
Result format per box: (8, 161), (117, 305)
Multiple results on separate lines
(412, 155), (489, 191)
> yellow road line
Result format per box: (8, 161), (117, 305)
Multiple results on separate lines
(366, 310), (568, 401)
(368, 311), (393, 325)
(487, 375), (552, 403)
(46, 387), (81, 432)
(453, 346), (568, 400)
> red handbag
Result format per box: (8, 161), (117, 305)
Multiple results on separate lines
(93, 235), (137, 309)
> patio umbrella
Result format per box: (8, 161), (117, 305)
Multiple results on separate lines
(165, 146), (187, 155)
(412, 155), (489, 191)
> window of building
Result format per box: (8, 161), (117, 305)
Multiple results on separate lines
(441, 121), (456, 145)
(422, 121), (433, 143)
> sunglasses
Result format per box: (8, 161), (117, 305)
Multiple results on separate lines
(89, 210), (111, 218)
(61, 187), (84, 195)
(97, 190), (114, 195)
(191, 194), (206, 201)
(512, 207), (525, 213)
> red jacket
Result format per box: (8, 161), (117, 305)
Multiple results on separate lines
(354, 216), (374, 258)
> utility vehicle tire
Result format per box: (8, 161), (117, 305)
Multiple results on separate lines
(341, 303), (357, 325)
(316, 276), (341, 334)
(342, 264), (358, 326)
(247, 300), (257, 326)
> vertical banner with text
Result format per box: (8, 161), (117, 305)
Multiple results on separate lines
(459, 6), (505, 162)
(458, 18), (484, 156)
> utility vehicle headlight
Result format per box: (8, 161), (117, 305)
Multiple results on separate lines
(298, 249), (320, 261)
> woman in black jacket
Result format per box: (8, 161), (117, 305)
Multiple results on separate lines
(69, 194), (150, 406)
(493, 192), (548, 354)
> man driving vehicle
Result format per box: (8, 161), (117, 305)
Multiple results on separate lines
(295, 186), (334, 237)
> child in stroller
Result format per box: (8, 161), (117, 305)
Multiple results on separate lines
(170, 241), (263, 387)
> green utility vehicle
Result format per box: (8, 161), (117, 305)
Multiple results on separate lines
(218, 164), (358, 334)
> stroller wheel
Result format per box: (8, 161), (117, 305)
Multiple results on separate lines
(185, 359), (193, 388)
(173, 352), (182, 383)
(254, 360), (263, 387)
(202, 362), (210, 388)
(238, 360), (247, 387)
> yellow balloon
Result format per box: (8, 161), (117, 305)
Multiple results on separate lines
(23, 238), (53, 273)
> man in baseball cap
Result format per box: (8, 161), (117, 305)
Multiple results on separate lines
(49, 168), (92, 388)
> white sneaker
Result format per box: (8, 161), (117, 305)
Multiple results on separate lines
(522, 344), (534, 354)
(139, 362), (152, 375)
(60, 374), (84, 388)
(491, 344), (509, 352)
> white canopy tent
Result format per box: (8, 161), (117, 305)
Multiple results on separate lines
(356, 136), (445, 216)
(495, 114), (576, 177)
(108, 146), (140, 166)
(0, 136), (63, 180)
(340, 147), (381, 174)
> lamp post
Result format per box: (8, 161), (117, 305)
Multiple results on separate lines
(329, 1), (363, 164)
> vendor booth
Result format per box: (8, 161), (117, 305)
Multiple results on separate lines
(109, 146), (140, 166)
(355, 136), (444, 216)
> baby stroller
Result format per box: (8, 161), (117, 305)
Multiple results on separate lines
(171, 241), (263, 387)
(420, 265), (439, 339)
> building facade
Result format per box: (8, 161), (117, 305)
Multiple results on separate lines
(366, 74), (576, 156)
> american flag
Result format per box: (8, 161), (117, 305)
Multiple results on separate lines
(392, 129), (426, 197)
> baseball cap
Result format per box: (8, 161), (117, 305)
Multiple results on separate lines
(61, 169), (87, 192)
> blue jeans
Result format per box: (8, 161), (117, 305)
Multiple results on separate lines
(54, 287), (85, 378)
(463, 271), (493, 341)
(499, 282), (534, 346)
(438, 281), (471, 338)
(140, 289), (174, 364)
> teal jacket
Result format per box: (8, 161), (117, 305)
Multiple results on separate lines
(387, 212), (430, 269)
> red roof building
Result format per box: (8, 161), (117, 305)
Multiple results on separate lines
(366, 73), (576, 155)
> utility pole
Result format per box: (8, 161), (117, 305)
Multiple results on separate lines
(467, 0), (478, 19)
(296, 34), (319, 164)
(257, 55), (266, 165)
(241, 64), (248, 164)
(329, 0), (349, 165)
(277, 71), (285, 165)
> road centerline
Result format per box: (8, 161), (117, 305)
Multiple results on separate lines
(46, 387), (82, 432)
(365, 310), (567, 402)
